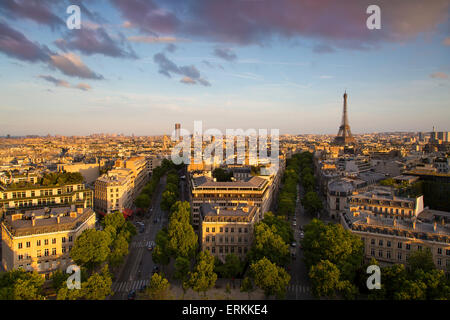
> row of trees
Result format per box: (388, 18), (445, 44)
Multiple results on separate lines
(135, 159), (181, 211)
(161, 171), (180, 212)
(277, 153), (302, 216)
(297, 152), (323, 216)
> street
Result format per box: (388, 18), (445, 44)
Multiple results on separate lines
(286, 182), (314, 299)
(110, 175), (168, 299)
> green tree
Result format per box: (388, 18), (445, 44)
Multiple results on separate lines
(108, 234), (129, 267)
(167, 218), (198, 258)
(143, 273), (172, 300)
(70, 229), (111, 270)
(302, 191), (323, 216)
(153, 228), (171, 266)
(174, 256), (191, 281)
(212, 168), (233, 182)
(51, 269), (69, 291)
(161, 190), (178, 212)
(215, 254), (243, 279)
(240, 277), (254, 299)
(185, 250), (217, 296)
(135, 193), (151, 209)
(0, 269), (45, 300)
(250, 222), (290, 266)
(250, 257), (290, 299)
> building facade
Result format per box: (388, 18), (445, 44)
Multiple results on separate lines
(1, 206), (96, 279)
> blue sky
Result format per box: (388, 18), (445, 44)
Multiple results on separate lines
(0, 0), (449, 136)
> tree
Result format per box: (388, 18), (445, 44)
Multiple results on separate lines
(167, 218), (198, 258)
(215, 254), (243, 279)
(240, 277), (254, 299)
(302, 219), (363, 282)
(153, 228), (171, 267)
(250, 222), (290, 266)
(309, 259), (356, 299)
(51, 269), (69, 291)
(161, 190), (178, 212)
(302, 191), (323, 216)
(407, 248), (436, 274)
(185, 250), (217, 296)
(174, 256), (191, 281)
(70, 229), (111, 270)
(250, 257), (290, 299)
(108, 234), (129, 267)
(262, 211), (294, 244)
(135, 193), (151, 209)
(143, 273), (172, 300)
(0, 269), (45, 300)
(103, 211), (126, 231)
(212, 168), (233, 182)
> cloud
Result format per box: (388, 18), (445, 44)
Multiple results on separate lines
(0, 0), (64, 29)
(313, 44), (336, 54)
(0, 22), (51, 62)
(443, 37), (450, 46)
(127, 36), (187, 43)
(153, 52), (210, 86)
(165, 43), (177, 52)
(180, 76), (196, 85)
(122, 21), (133, 28)
(55, 27), (137, 59)
(112, 0), (449, 50)
(50, 52), (104, 80)
(319, 75), (333, 79)
(213, 47), (237, 61)
(38, 75), (92, 91)
(0, 23), (104, 80)
(430, 72), (448, 79)
(38, 75), (71, 88)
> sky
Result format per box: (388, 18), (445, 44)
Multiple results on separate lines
(0, 0), (449, 136)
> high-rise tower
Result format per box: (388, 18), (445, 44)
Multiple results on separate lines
(334, 91), (355, 145)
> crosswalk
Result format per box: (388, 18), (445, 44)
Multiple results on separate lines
(112, 279), (150, 293)
(130, 240), (154, 249)
(287, 283), (311, 294)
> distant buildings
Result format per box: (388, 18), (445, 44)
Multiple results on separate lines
(1, 206), (96, 279)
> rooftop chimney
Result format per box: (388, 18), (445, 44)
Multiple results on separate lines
(433, 221), (437, 232)
(31, 213), (35, 227)
(56, 215), (61, 224)
(412, 220), (416, 230)
(216, 208), (220, 215)
(77, 207), (83, 214)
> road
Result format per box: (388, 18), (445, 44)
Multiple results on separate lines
(286, 182), (314, 299)
(111, 175), (168, 299)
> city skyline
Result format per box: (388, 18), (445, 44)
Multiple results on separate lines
(0, 1), (449, 136)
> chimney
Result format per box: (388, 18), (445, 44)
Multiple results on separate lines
(393, 218), (397, 228)
(366, 215), (370, 224)
(412, 220), (416, 230)
(70, 204), (76, 212)
(31, 213), (35, 227)
(433, 221), (437, 232)
(216, 207), (220, 215)
(56, 215), (61, 224)
(77, 207), (83, 214)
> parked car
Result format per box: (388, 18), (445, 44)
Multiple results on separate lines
(127, 290), (136, 300)
(152, 265), (159, 274)
(292, 221), (297, 227)
(147, 241), (155, 251)
(291, 241), (297, 247)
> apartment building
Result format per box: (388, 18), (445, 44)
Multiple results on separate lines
(341, 188), (450, 273)
(327, 177), (366, 219)
(0, 182), (93, 214)
(1, 206), (96, 279)
(200, 203), (259, 262)
(94, 156), (149, 215)
(94, 168), (133, 215)
(189, 175), (272, 231)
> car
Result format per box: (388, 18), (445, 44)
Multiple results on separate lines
(147, 241), (155, 251)
(291, 242), (297, 247)
(299, 231), (304, 238)
(292, 221), (297, 227)
(152, 265), (159, 274)
(127, 290), (136, 300)
(153, 218), (158, 224)
(291, 252), (296, 260)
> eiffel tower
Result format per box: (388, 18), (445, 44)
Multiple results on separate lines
(334, 91), (355, 145)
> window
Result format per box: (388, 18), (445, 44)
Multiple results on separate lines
(397, 252), (402, 260)
(379, 240), (383, 246)
(37, 250), (41, 258)
(26, 242), (30, 248)
(69, 236), (73, 242)
(206, 236), (210, 242)
(219, 247), (223, 253)
(206, 227), (209, 232)
(44, 249), (49, 256)
(212, 236), (215, 242)
(398, 242), (402, 249)
(62, 247), (66, 254)
(378, 250), (383, 257)
(44, 239), (49, 245)
(437, 248), (442, 255)
(212, 228), (215, 232)
(18, 243), (22, 249)
(406, 244), (410, 250)
(18, 255), (23, 261)
(52, 238), (56, 244)
(244, 228), (248, 233)
(220, 228), (223, 233)
(370, 249), (375, 256)
(52, 248), (56, 255)
(239, 228), (242, 233)
(447, 249), (450, 256)
(371, 239), (375, 245)
(231, 228), (234, 233)
(387, 251), (391, 259)
(212, 247), (216, 253)
(417, 245), (422, 251)
(437, 258), (442, 266)
(387, 241), (391, 248)
(225, 228), (228, 233)
(62, 237), (66, 243)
